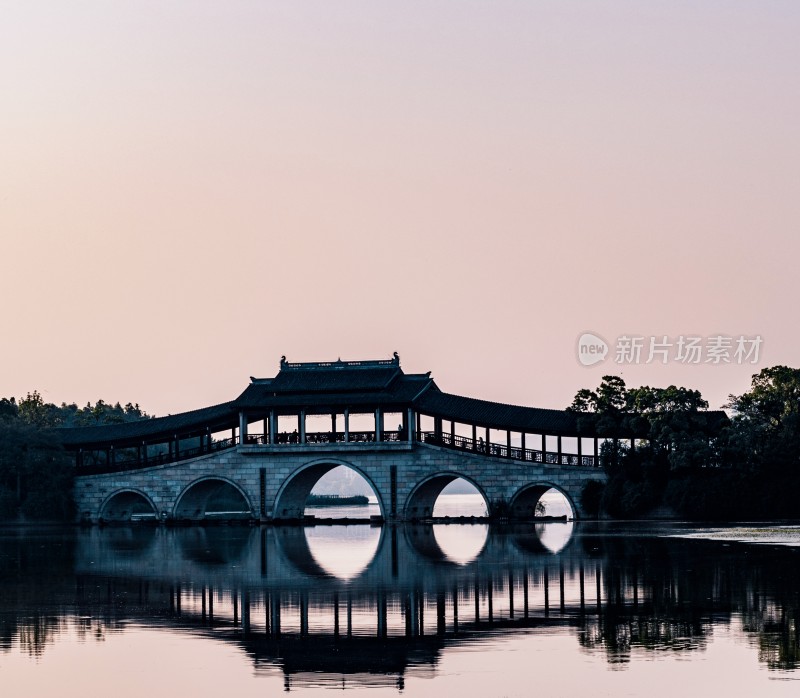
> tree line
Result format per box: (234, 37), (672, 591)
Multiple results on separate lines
(572, 366), (800, 520)
(0, 392), (150, 521)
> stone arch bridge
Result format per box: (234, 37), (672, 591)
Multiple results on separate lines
(60, 355), (609, 522)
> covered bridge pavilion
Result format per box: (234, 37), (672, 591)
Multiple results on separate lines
(56, 354), (709, 474)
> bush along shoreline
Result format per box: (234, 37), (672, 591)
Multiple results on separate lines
(573, 367), (800, 520)
(0, 393), (149, 522)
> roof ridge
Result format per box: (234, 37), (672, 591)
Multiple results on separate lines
(278, 353), (400, 371)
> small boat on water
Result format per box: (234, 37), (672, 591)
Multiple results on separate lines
(306, 494), (369, 507)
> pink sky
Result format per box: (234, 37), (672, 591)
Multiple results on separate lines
(2, 1), (798, 416)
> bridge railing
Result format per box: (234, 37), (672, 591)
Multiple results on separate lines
(76, 435), (240, 475)
(76, 427), (597, 475)
(244, 431), (405, 445)
(416, 431), (598, 467)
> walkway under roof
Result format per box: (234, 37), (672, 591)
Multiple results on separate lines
(55, 354), (727, 450)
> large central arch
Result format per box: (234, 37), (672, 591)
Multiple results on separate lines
(271, 459), (386, 521)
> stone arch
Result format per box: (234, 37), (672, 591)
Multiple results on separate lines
(99, 489), (158, 522)
(509, 482), (577, 520)
(173, 477), (253, 521)
(271, 458), (386, 521)
(404, 472), (489, 520)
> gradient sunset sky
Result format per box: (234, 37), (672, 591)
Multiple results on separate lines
(2, 1), (798, 416)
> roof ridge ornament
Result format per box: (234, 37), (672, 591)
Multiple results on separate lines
(278, 354), (400, 371)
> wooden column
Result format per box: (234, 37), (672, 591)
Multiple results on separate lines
(239, 412), (248, 445)
(299, 410), (306, 443)
(269, 410), (276, 444)
(344, 409), (350, 442)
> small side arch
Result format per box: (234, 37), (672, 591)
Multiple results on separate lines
(509, 482), (577, 520)
(173, 477), (253, 521)
(404, 472), (489, 520)
(99, 488), (158, 522)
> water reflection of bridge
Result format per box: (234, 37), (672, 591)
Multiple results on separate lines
(6, 524), (800, 684)
(76, 523), (583, 591)
(74, 524), (621, 648)
(71, 523), (612, 687)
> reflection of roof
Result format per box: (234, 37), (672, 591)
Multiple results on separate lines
(246, 635), (443, 678)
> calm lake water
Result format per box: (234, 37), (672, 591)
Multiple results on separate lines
(2, 509), (800, 696)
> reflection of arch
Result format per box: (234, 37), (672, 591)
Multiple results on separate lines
(173, 477), (253, 521)
(178, 527), (253, 567)
(272, 459), (385, 520)
(404, 472), (489, 520)
(511, 522), (575, 555)
(509, 483), (577, 520)
(100, 489), (157, 522)
(274, 527), (332, 578)
(274, 525), (385, 581)
(103, 526), (158, 556)
(404, 524), (489, 566)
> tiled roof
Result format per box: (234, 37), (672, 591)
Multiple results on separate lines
(56, 402), (237, 447)
(248, 366), (402, 394)
(415, 389), (728, 436)
(415, 388), (581, 434)
(235, 373), (432, 410)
